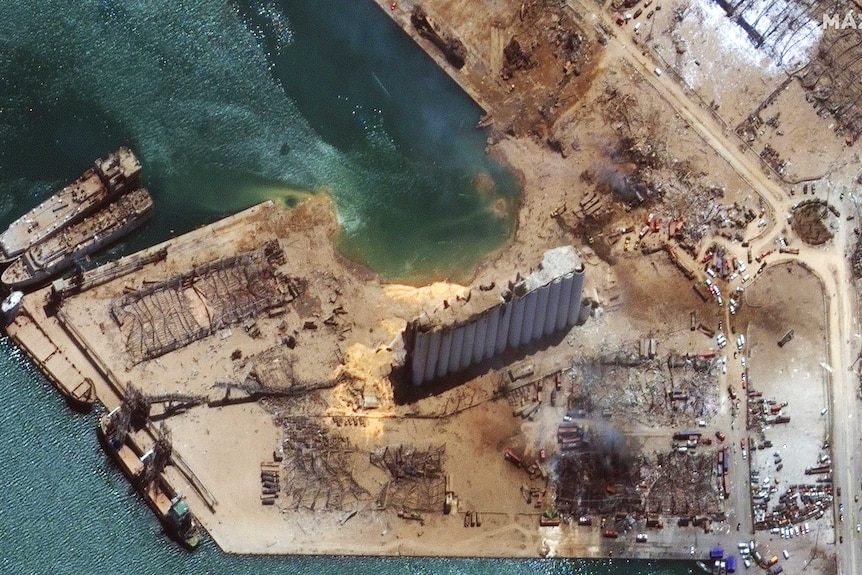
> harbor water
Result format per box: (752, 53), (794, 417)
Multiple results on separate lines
(0, 0), (698, 573)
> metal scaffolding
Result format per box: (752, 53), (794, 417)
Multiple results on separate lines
(111, 240), (292, 363)
(370, 444), (446, 512)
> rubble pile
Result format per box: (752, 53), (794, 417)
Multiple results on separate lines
(791, 200), (836, 245)
(852, 233), (862, 278)
(641, 450), (722, 518)
(370, 444), (447, 512)
(279, 417), (370, 512)
(799, 1), (862, 144)
(568, 351), (719, 426)
(553, 434), (643, 516)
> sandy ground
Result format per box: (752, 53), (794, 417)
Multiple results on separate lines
(743, 262), (836, 574)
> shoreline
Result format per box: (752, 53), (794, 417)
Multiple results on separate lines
(0, 0), (704, 561)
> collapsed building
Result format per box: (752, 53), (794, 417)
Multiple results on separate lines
(403, 246), (585, 386)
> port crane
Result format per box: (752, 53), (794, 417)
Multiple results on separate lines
(104, 385), (206, 446)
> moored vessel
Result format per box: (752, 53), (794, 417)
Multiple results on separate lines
(3, 306), (95, 411)
(98, 408), (202, 549)
(0, 147), (141, 262)
(2, 188), (153, 289)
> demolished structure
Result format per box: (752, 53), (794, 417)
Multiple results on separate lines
(403, 246), (585, 386)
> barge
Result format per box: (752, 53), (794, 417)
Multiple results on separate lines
(4, 307), (95, 411)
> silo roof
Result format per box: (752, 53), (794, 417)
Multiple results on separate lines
(516, 246), (583, 294)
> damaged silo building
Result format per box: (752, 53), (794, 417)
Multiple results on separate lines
(403, 246), (585, 386)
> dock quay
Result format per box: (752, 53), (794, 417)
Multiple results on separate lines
(6, 195), (601, 556)
(370, 2), (491, 115)
(6, 202), (279, 542)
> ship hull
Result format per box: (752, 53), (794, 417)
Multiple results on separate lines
(2, 189), (153, 289)
(97, 416), (201, 550)
(0, 148), (141, 260)
(59, 379), (95, 413)
(4, 312), (95, 411)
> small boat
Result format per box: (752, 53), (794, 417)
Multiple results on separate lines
(1, 290), (23, 324)
(97, 410), (202, 549)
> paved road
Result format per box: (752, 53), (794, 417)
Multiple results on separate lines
(564, 3), (861, 572)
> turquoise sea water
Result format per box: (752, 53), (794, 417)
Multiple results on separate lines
(0, 0), (517, 283)
(0, 1), (698, 573)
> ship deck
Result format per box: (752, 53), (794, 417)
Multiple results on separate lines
(6, 308), (94, 409)
(2, 189), (153, 288)
(103, 421), (175, 518)
(0, 172), (109, 258)
(30, 188), (153, 269)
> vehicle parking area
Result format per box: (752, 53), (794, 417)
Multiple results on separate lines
(742, 262), (834, 569)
